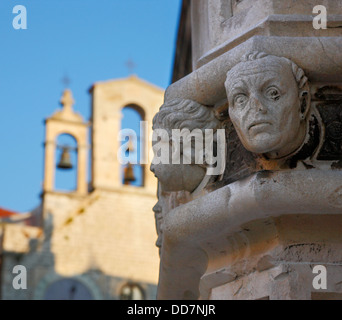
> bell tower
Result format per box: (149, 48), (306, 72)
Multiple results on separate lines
(43, 89), (89, 195)
(89, 75), (164, 194)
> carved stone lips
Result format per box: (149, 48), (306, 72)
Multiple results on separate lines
(248, 121), (272, 130)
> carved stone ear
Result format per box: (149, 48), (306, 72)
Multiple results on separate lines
(299, 89), (310, 120)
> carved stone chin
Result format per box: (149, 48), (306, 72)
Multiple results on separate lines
(151, 163), (206, 193)
(225, 52), (310, 160)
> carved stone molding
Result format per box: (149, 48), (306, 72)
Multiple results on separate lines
(157, 169), (342, 299)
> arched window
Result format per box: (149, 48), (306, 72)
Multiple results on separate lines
(120, 105), (145, 187)
(119, 282), (145, 300)
(55, 133), (78, 191)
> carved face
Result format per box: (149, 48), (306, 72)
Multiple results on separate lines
(150, 139), (206, 193)
(225, 57), (306, 158)
(153, 185), (164, 249)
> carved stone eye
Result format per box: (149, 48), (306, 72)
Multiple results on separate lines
(266, 87), (280, 101)
(234, 94), (248, 107)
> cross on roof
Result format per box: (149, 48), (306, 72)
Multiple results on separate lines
(61, 74), (71, 88)
(125, 59), (136, 74)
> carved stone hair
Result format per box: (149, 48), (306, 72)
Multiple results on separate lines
(240, 51), (309, 90)
(152, 99), (221, 132)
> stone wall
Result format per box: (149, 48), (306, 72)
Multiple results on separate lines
(1, 189), (160, 300)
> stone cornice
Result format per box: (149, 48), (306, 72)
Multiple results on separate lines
(157, 169), (342, 299)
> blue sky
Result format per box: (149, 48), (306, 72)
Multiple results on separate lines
(0, 0), (182, 212)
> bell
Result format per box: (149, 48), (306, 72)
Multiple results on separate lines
(57, 146), (73, 169)
(123, 162), (136, 184)
(125, 137), (135, 156)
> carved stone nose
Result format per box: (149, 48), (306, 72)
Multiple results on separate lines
(251, 96), (267, 113)
(153, 203), (162, 213)
(257, 104), (267, 114)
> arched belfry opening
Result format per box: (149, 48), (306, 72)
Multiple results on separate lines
(55, 133), (78, 192)
(120, 104), (145, 187)
(43, 89), (88, 195)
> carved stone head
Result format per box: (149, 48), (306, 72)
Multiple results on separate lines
(150, 99), (221, 193)
(225, 52), (310, 159)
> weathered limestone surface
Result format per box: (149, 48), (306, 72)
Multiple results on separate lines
(157, 170), (342, 299)
(153, 0), (342, 300)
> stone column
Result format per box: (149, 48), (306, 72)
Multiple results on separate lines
(154, 0), (342, 300)
(43, 140), (55, 193)
(77, 144), (88, 194)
